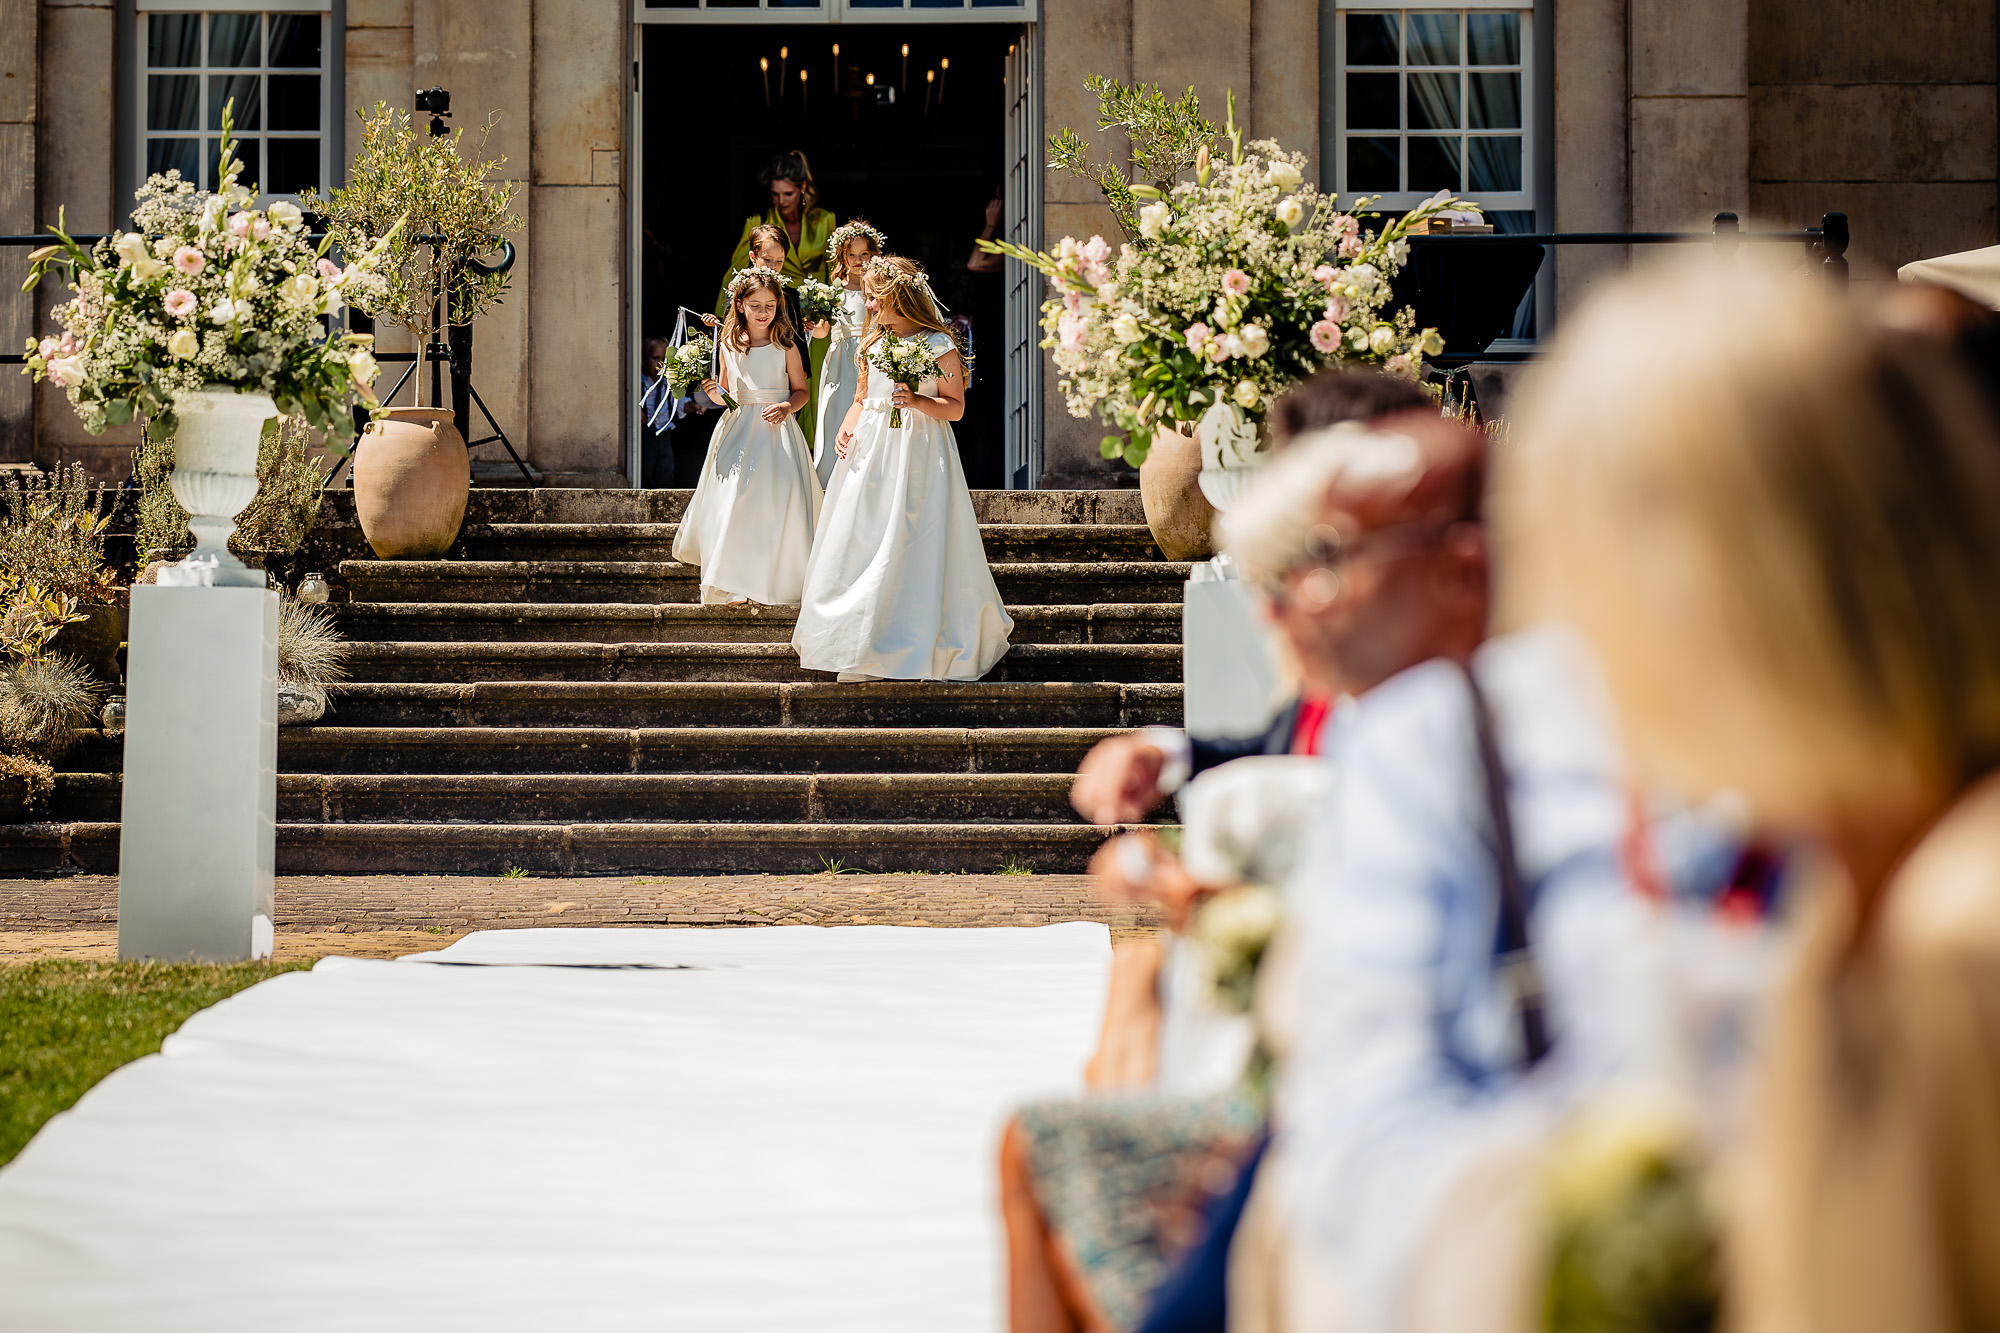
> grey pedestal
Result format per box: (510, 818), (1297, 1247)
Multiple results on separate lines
(117, 585), (279, 962)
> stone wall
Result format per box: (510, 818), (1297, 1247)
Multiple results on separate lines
(1, 0), (36, 464)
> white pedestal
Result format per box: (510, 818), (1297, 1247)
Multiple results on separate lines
(1183, 578), (1285, 740)
(118, 585), (279, 962)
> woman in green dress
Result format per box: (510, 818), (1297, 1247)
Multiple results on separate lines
(716, 151), (836, 442)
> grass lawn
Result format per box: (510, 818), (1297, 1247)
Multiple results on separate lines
(0, 959), (310, 1168)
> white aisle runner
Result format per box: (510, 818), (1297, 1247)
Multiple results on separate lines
(0, 924), (1112, 1332)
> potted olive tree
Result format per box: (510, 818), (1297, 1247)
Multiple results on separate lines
(305, 104), (521, 559)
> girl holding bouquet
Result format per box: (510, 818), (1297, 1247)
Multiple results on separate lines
(803, 219), (886, 487)
(711, 225), (820, 443)
(672, 267), (822, 606)
(794, 256), (1012, 682)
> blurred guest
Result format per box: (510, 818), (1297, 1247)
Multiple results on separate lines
(639, 335), (678, 489)
(1502, 260), (2000, 1333)
(960, 187), (1007, 488)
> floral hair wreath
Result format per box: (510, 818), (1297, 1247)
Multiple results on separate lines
(862, 255), (949, 312)
(726, 263), (792, 300)
(826, 220), (888, 257)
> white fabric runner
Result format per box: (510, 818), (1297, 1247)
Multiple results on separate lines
(0, 924), (1111, 1331)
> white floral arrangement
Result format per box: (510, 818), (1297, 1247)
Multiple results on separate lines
(980, 97), (1453, 468)
(866, 331), (947, 429)
(796, 276), (845, 327)
(21, 117), (394, 453)
(1190, 883), (1282, 1014)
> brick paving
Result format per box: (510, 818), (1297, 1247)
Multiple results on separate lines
(0, 872), (1161, 962)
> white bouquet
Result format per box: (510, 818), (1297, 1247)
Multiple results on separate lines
(867, 331), (948, 429)
(666, 333), (735, 410)
(21, 112), (395, 453)
(796, 277), (845, 328)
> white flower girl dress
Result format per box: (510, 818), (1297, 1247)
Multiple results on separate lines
(671, 341), (822, 606)
(811, 288), (868, 488)
(793, 330), (1012, 681)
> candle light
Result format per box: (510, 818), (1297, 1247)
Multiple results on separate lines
(901, 43), (909, 94)
(925, 68), (935, 116)
(800, 67), (808, 117)
(779, 45), (788, 91)
(866, 72), (875, 86)
(831, 42), (839, 91)
(760, 56), (771, 107)
(939, 56), (949, 104)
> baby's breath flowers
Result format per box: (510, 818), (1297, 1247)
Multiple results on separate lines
(22, 109), (395, 453)
(979, 94), (1455, 467)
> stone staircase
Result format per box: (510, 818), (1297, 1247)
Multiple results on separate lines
(9, 488), (1182, 876)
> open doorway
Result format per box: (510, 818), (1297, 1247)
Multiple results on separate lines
(637, 24), (1020, 489)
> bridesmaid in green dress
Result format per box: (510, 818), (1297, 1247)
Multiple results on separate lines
(716, 151), (836, 442)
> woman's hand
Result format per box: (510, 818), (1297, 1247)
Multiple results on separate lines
(760, 402), (789, 423)
(836, 426), (854, 458)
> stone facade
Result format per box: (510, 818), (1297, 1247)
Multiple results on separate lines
(11, 1), (1998, 482)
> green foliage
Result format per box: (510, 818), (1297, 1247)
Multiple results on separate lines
(0, 575), (86, 662)
(996, 859), (1033, 876)
(499, 865), (529, 879)
(304, 103), (522, 400)
(817, 856), (858, 875)
(0, 654), (101, 763)
(0, 958), (309, 1167)
(1544, 1154), (1721, 1333)
(137, 415), (326, 558)
(0, 465), (118, 606)
(1048, 76), (1216, 237)
(277, 600), (348, 719)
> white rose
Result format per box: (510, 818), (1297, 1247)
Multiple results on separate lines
(1347, 325), (1370, 351)
(1220, 332), (1247, 360)
(1238, 325), (1270, 359)
(131, 257), (167, 284)
(1420, 329), (1445, 357)
(1110, 313), (1143, 345)
(167, 328), (200, 359)
(46, 355), (85, 387)
(1368, 325), (1396, 354)
(1274, 196), (1304, 229)
(281, 273), (318, 304)
(113, 233), (148, 267)
(267, 200), (304, 229)
(1233, 380), (1260, 409)
(347, 348), (379, 385)
(208, 299), (238, 326)
(1265, 160), (1303, 191)
(1138, 201), (1171, 240)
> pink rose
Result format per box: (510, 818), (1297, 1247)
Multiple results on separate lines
(1312, 264), (1336, 283)
(1310, 319), (1342, 354)
(1206, 341), (1230, 364)
(252, 218), (272, 241)
(1325, 292), (1351, 322)
(1057, 312), (1089, 352)
(36, 337), (58, 360)
(1184, 322), (1211, 353)
(317, 258), (343, 282)
(1222, 269), (1251, 297)
(1080, 235), (1112, 267)
(228, 211), (254, 238)
(47, 355), (85, 388)
(1334, 214), (1360, 239)
(1337, 235), (1362, 259)
(164, 289), (197, 319)
(173, 245), (205, 275)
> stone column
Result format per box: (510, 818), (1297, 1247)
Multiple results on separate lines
(529, 0), (625, 487)
(0, 0), (36, 464)
(1249, 0), (1317, 182)
(1627, 0), (1748, 232)
(1552, 0), (1627, 315)
(346, 1), (416, 376)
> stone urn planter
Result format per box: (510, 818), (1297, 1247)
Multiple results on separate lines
(1139, 423), (1217, 561)
(169, 388), (277, 587)
(353, 407), (470, 559)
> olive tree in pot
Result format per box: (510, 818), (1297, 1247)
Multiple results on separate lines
(305, 104), (521, 559)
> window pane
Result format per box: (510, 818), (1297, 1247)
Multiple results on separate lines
(1467, 136), (1522, 192)
(210, 74), (262, 131)
(971, 0), (1025, 7)
(1346, 137), (1399, 192)
(266, 138), (320, 195)
(147, 137), (202, 185)
(267, 15), (322, 68)
(1406, 13), (1459, 66)
(147, 75), (200, 132)
(912, 0), (964, 6)
(1469, 72), (1520, 129)
(147, 14), (200, 68)
(1407, 135), (1461, 192)
(1345, 14), (1398, 66)
(1467, 13), (1521, 65)
(1407, 72), (1459, 131)
(209, 13), (261, 67)
(1346, 73), (1398, 130)
(269, 75), (320, 131)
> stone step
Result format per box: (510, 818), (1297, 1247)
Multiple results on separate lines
(334, 601), (1181, 646)
(1, 819), (1141, 875)
(457, 522), (1165, 563)
(336, 559), (1192, 607)
(341, 641), (1182, 684)
(311, 681), (1179, 731)
(68, 725), (1123, 776)
(47, 771), (1138, 826)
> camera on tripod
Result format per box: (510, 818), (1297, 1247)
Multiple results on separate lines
(416, 86), (451, 135)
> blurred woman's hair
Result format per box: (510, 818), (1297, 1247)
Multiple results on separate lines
(1500, 259), (2000, 822)
(758, 150), (818, 215)
(721, 269), (799, 352)
(1267, 368), (1433, 448)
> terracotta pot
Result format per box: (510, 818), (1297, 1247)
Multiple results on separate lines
(51, 604), (125, 685)
(353, 407), (470, 559)
(1138, 424), (1217, 561)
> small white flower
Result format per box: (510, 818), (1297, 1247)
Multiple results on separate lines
(267, 200), (304, 229)
(1389, 239), (1410, 265)
(130, 257), (167, 284)
(1265, 160), (1303, 191)
(1419, 329), (1445, 357)
(1138, 201), (1171, 240)
(113, 233), (148, 267)
(1368, 325), (1396, 355)
(1220, 332), (1247, 360)
(167, 328), (200, 359)
(1233, 380), (1260, 409)
(1274, 197), (1304, 229)
(1238, 325), (1270, 359)
(208, 298), (238, 326)
(1110, 313), (1143, 345)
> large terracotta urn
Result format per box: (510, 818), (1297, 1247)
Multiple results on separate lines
(353, 407), (470, 559)
(1138, 423), (1217, 561)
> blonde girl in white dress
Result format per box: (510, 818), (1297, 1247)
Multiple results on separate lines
(671, 267), (822, 606)
(807, 219), (886, 488)
(794, 256), (1012, 682)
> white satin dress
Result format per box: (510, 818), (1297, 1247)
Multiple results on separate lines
(811, 288), (867, 488)
(793, 330), (1013, 681)
(670, 341), (822, 606)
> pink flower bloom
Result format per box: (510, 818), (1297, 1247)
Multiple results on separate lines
(1333, 214), (1360, 239)
(1312, 264), (1336, 283)
(251, 218), (272, 241)
(164, 289), (197, 319)
(173, 245), (205, 275)
(47, 356), (84, 388)
(228, 211), (254, 238)
(1080, 235), (1112, 268)
(35, 337), (58, 360)
(317, 258), (344, 282)
(1325, 292), (1351, 322)
(1337, 235), (1363, 259)
(1184, 322), (1211, 353)
(58, 333), (78, 357)
(1221, 269), (1251, 297)
(1206, 341), (1230, 364)
(1385, 353), (1415, 378)
(1057, 312), (1089, 352)
(1064, 290), (1087, 315)
(1310, 320), (1342, 354)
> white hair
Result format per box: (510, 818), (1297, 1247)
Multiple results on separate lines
(1221, 423), (1423, 588)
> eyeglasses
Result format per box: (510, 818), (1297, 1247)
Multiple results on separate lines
(1265, 518), (1457, 608)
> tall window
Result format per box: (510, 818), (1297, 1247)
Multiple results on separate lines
(141, 11), (329, 199)
(1325, 5), (1531, 213)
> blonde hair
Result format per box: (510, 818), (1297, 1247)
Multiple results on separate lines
(856, 256), (963, 390)
(1500, 258), (2000, 823)
(721, 270), (799, 353)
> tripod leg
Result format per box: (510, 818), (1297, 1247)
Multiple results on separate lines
(467, 381), (538, 486)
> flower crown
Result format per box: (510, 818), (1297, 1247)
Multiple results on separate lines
(827, 221), (887, 258)
(864, 256), (949, 315)
(726, 263), (792, 300)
